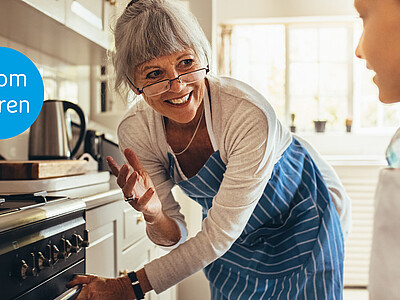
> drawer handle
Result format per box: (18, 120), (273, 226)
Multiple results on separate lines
(136, 212), (144, 224)
(119, 269), (128, 276)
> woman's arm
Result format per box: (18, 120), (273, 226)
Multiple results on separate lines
(145, 210), (181, 246)
(107, 150), (182, 246)
(66, 270), (152, 299)
(117, 111), (188, 248)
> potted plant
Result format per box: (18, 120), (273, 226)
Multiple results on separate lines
(345, 118), (353, 133)
(290, 113), (296, 133)
(313, 95), (327, 133)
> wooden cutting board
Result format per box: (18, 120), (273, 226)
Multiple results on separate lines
(0, 159), (98, 180)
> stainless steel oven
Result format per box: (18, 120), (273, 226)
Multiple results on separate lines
(0, 192), (88, 300)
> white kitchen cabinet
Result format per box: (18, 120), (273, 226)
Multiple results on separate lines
(118, 235), (177, 300)
(120, 201), (147, 249)
(22, 0), (66, 23)
(86, 199), (120, 277)
(20, 0), (116, 49)
(65, 0), (116, 49)
(118, 202), (177, 300)
(86, 198), (176, 300)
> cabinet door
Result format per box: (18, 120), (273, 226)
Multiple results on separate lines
(65, 0), (115, 49)
(121, 201), (147, 249)
(118, 239), (176, 300)
(86, 201), (120, 277)
(22, 0), (66, 23)
(118, 236), (153, 300)
(119, 236), (152, 274)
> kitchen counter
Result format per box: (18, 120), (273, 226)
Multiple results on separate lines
(0, 173), (122, 232)
(47, 176), (123, 210)
(0, 171), (123, 211)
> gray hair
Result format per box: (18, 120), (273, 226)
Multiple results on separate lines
(112, 0), (211, 95)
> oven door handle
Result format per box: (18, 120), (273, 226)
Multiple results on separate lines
(53, 285), (82, 300)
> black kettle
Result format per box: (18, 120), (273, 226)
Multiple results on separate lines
(84, 129), (125, 171)
(28, 100), (86, 160)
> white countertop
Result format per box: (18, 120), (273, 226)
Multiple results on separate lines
(0, 171), (122, 212)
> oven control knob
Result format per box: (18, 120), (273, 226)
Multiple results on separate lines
(25, 253), (38, 277)
(43, 244), (52, 266)
(19, 253), (38, 279)
(65, 239), (72, 254)
(58, 238), (71, 259)
(71, 234), (83, 253)
(27, 253), (37, 276)
(81, 230), (90, 248)
(52, 245), (60, 263)
(37, 252), (46, 270)
(37, 248), (52, 269)
(20, 260), (29, 280)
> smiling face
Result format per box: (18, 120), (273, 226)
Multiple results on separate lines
(355, 0), (400, 103)
(131, 49), (206, 124)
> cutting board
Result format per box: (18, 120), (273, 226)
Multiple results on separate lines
(0, 159), (98, 180)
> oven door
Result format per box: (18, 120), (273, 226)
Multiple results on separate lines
(0, 208), (87, 300)
(54, 285), (82, 300)
(15, 259), (85, 300)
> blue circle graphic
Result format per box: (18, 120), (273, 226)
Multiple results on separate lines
(0, 47), (44, 140)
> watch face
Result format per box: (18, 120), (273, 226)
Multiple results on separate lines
(128, 271), (139, 283)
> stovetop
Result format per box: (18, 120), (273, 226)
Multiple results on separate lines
(0, 191), (85, 234)
(0, 191), (87, 300)
(0, 191), (68, 216)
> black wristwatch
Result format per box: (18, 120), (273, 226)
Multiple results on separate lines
(127, 271), (145, 299)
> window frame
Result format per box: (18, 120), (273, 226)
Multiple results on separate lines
(218, 16), (399, 134)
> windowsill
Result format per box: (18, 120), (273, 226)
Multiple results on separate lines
(323, 155), (387, 166)
(295, 130), (395, 137)
(294, 131), (393, 157)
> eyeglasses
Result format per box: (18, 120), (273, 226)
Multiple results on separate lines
(126, 66), (209, 97)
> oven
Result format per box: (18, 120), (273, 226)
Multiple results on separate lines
(0, 192), (88, 300)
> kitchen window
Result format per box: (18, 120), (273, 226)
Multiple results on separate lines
(218, 18), (400, 133)
(40, 65), (79, 104)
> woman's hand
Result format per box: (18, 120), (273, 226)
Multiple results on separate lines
(66, 275), (135, 300)
(107, 148), (162, 223)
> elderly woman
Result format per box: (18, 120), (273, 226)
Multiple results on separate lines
(68, 0), (350, 298)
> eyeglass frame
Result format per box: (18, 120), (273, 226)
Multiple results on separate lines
(125, 66), (210, 96)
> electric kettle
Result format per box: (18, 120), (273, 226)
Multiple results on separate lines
(28, 100), (86, 160)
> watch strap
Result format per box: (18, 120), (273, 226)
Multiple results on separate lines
(127, 271), (144, 299)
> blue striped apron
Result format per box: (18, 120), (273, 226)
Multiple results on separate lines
(168, 138), (344, 299)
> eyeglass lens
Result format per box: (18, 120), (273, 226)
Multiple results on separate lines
(143, 69), (207, 96)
